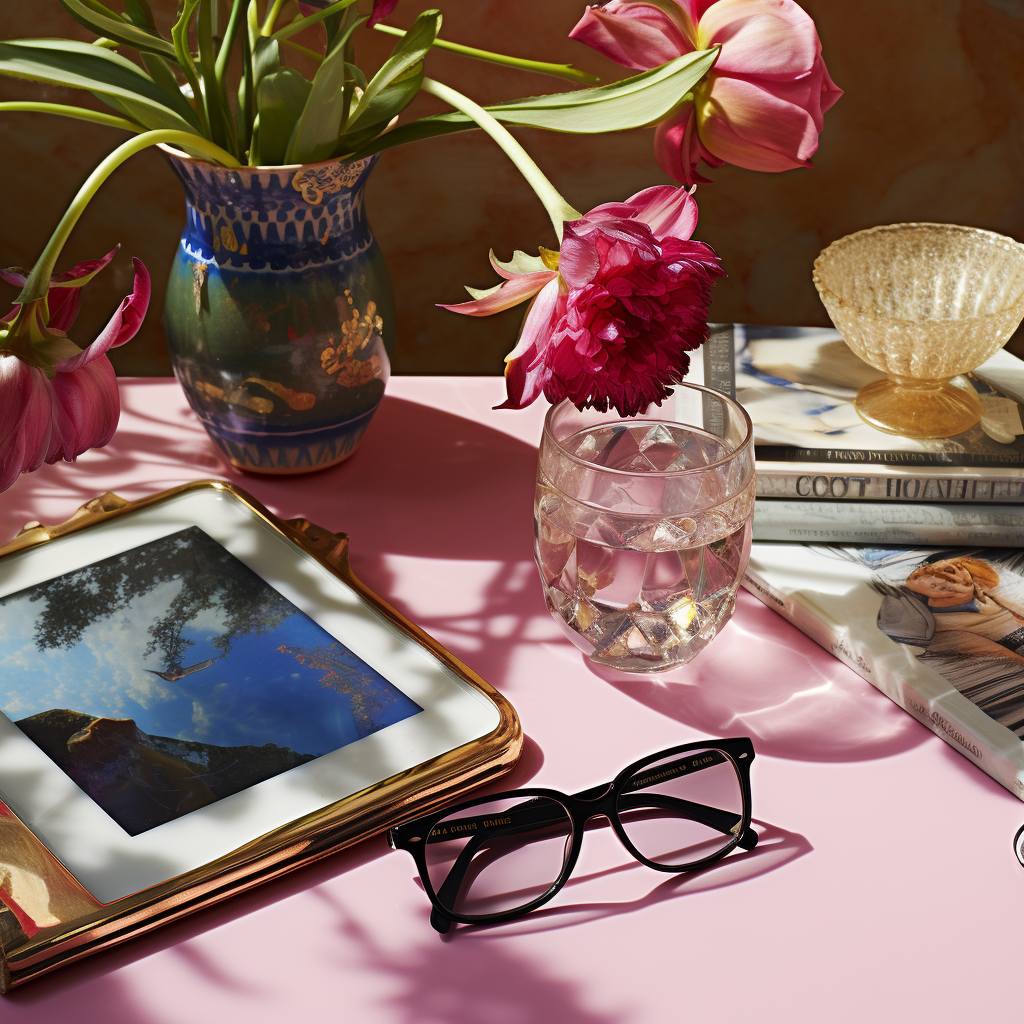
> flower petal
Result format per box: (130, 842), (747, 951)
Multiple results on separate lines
(490, 249), (550, 279)
(499, 278), (566, 410)
(558, 226), (601, 289)
(653, 105), (718, 185)
(0, 355), (53, 492)
(57, 258), (151, 372)
(622, 184), (699, 240)
(568, 1), (694, 71)
(439, 270), (556, 316)
(46, 286), (83, 333)
(368, 0), (399, 27)
(699, 0), (821, 78)
(698, 74), (820, 170)
(49, 355), (120, 461)
(47, 246), (120, 288)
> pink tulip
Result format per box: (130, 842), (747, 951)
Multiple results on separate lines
(570, 0), (842, 185)
(0, 251), (150, 492)
(442, 185), (723, 416)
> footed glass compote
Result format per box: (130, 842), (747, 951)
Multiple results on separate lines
(813, 223), (1024, 439)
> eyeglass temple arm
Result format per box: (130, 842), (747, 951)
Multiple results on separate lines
(426, 793), (755, 934)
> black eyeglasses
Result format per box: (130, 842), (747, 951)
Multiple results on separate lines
(388, 737), (757, 933)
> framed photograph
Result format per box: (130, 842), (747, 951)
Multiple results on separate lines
(0, 482), (521, 991)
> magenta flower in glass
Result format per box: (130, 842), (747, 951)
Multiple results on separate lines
(570, 0), (842, 185)
(0, 250), (150, 492)
(442, 185), (723, 417)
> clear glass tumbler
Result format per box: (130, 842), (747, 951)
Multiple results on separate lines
(535, 385), (755, 673)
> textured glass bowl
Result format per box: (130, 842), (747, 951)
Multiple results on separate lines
(813, 223), (1024, 438)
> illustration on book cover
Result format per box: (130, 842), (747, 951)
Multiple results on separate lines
(737, 326), (1024, 465)
(870, 551), (1024, 738)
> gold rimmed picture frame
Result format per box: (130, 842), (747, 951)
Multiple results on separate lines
(0, 481), (522, 992)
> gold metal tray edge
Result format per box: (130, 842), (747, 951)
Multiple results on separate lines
(0, 480), (523, 991)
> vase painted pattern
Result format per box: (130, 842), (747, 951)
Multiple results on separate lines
(163, 151), (395, 474)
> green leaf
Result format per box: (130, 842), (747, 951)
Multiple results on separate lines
(171, 0), (210, 137)
(123, 0), (158, 32)
(353, 48), (718, 157)
(58, 0), (178, 59)
(252, 36), (281, 91)
(283, 13), (365, 163)
(93, 90), (195, 132)
(256, 66), (310, 165)
(345, 61), (367, 91)
(0, 38), (199, 130)
(249, 111), (263, 165)
(267, 0), (359, 45)
(344, 9), (440, 133)
(283, 40), (347, 163)
(237, 19), (254, 153)
(139, 53), (199, 126)
(197, 0), (234, 152)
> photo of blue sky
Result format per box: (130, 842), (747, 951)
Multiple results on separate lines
(0, 527), (422, 835)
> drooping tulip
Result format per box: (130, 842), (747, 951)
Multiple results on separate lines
(442, 185), (723, 416)
(570, 0), (842, 185)
(0, 251), (150, 492)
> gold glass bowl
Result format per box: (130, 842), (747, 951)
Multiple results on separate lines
(813, 223), (1024, 438)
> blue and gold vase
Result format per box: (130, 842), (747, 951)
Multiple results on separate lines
(162, 149), (394, 474)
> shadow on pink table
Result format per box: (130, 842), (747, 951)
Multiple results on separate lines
(2, 386), (929, 772)
(592, 593), (929, 764)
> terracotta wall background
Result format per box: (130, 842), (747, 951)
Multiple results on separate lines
(2, 0), (1023, 376)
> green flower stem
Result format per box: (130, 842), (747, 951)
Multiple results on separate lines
(215, 0), (247, 82)
(268, 0), (357, 44)
(0, 102), (140, 132)
(261, 0), (289, 36)
(421, 77), (581, 241)
(375, 23), (599, 85)
(281, 38), (324, 63)
(172, 1), (212, 141)
(18, 129), (240, 305)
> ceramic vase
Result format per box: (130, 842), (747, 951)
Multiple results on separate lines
(162, 150), (395, 473)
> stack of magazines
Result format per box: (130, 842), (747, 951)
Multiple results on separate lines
(699, 326), (1024, 799)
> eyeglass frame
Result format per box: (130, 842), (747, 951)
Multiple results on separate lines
(388, 736), (757, 933)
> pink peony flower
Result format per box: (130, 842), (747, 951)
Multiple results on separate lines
(570, 0), (842, 185)
(442, 185), (723, 416)
(0, 250), (150, 492)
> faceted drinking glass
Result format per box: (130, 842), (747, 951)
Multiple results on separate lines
(535, 385), (755, 673)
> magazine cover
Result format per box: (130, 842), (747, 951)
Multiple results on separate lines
(743, 542), (1024, 799)
(736, 325), (1024, 501)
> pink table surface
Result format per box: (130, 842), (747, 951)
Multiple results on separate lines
(2, 377), (1022, 1023)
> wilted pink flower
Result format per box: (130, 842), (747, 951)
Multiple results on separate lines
(570, 0), (842, 185)
(442, 185), (723, 416)
(0, 251), (150, 492)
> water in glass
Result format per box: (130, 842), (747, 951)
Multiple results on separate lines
(535, 418), (754, 672)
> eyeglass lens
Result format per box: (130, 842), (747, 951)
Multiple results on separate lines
(617, 747), (744, 866)
(423, 795), (574, 918)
